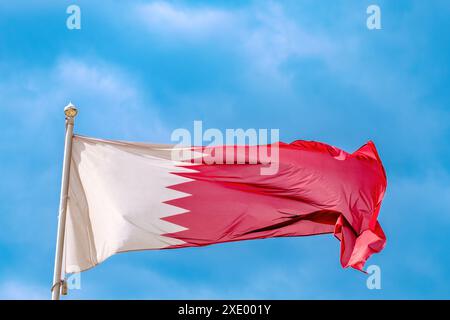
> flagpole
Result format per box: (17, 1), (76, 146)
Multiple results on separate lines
(51, 103), (78, 300)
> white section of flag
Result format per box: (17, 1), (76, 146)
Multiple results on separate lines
(64, 135), (196, 273)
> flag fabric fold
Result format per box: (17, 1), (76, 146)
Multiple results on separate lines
(64, 135), (387, 273)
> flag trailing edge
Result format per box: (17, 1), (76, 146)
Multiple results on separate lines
(64, 135), (387, 274)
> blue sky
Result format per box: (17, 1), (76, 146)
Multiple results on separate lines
(0, 0), (449, 299)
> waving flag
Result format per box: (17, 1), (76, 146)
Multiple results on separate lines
(64, 135), (387, 273)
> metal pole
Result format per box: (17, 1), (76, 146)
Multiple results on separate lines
(51, 103), (78, 300)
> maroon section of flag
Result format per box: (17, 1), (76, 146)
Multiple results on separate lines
(163, 140), (387, 271)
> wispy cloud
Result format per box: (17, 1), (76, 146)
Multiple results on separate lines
(0, 57), (169, 142)
(0, 280), (47, 300)
(133, 1), (334, 82)
(135, 1), (233, 38)
(240, 2), (335, 77)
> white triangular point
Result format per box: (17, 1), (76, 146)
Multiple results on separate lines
(152, 147), (205, 237)
(123, 154), (197, 246)
(140, 146), (207, 245)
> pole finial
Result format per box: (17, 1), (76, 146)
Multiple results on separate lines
(64, 102), (78, 118)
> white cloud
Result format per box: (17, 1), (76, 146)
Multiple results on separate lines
(133, 1), (334, 82)
(135, 1), (233, 39)
(0, 57), (170, 142)
(0, 280), (48, 300)
(240, 2), (334, 83)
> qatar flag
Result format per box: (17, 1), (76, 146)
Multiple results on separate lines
(64, 135), (387, 273)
